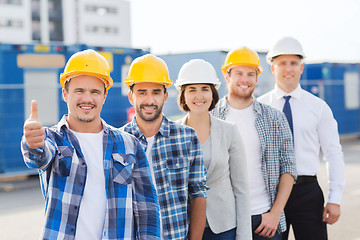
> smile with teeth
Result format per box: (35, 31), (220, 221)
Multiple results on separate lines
(78, 103), (95, 110)
(141, 105), (157, 113)
(239, 85), (249, 89)
(194, 102), (206, 106)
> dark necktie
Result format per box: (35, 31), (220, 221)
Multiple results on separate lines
(283, 96), (293, 136)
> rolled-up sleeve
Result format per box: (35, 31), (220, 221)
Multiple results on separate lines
(188, 132), (207, 200)
(278, 113), (297, 180)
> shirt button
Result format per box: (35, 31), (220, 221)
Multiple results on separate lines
(74, 206), (78, 210)
(71, 228), (74, 232)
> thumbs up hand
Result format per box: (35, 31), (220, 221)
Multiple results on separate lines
(23, 100), (45, 149)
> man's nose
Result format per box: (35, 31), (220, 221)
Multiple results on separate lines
(144, 94), (155, 104)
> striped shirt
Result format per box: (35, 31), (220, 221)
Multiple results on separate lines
(211, 97), (296, 233)
(21, 116), (161, 240)
(121, 116), (207, 240)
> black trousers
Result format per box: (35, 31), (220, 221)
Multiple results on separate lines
(282, 179), (328, 240)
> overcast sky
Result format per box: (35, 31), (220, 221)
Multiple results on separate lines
(129, 0), (360, 63)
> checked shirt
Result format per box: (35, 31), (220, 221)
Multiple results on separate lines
(211, 97), (297, 233)
(122, 116), (207, 240)
(21, 116), (160, 240)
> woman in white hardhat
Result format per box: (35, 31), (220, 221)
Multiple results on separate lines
(176, 59), (251, 240)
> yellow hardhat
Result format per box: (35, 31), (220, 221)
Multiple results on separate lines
(60, 49), (113, 90)
(222, 46), (263, 75)
(124, 54), (172, 88)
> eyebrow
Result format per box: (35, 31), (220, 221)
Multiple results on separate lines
(136, 88), (163, 93)
(74, 87), (102, 92)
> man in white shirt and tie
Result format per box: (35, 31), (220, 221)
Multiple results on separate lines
(259, 36), (345, 240)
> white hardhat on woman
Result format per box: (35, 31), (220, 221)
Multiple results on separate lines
(175, 59), (221, 90)
(176, 59), (221, 112)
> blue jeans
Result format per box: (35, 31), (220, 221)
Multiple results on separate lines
(252, 214), (282, 240)
(202, 227), (236, 240)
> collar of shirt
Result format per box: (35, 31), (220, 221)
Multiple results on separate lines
(274, 84), (302, 101)
(55, 115), (110, 135)
(221, 95), (264, 116)
(128, 115), (171, 139)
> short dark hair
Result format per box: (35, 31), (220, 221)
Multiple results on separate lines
(178, 84), (219, 112)
(64, 78), (107, 94)
(129, 83), (167, 93)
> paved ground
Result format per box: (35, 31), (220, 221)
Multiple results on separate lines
(0, 139), (359, 240)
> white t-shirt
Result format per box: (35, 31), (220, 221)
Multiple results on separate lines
(226, 104), (271, 215)
(71, 130), (107, 239)
(145, 135), (163, 239)
(145, 135), (156, 185)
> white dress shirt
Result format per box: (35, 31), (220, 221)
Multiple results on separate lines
(258, 84), (345, 205)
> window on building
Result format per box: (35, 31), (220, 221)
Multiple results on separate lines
(0, 19), (23, 28)
(86, 25), (118, 34)
(85, 5), (117, 15)
(32, 20), (40, 41)
(31, 0), (63, 42)
(0, 0), (22, 5)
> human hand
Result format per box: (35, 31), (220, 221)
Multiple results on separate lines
(323, 203), (341, 224)
(23, 100), (45, 149)
(254, 212), (280, 238)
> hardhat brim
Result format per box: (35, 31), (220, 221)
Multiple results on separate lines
(124, 78), (173, 89)
(222, 63), (263, 76)
(60, 70), (113, 90)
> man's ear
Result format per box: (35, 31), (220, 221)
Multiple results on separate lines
(102, 90), (108, 104)
(62, 88), (68, 103)
(224, 72), (230, 84)
(270, 64), (275, 74)
(128, 90), (134, 105)
(164, 91), (168, 104)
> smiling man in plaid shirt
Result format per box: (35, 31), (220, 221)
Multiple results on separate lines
(211, 47), (296, 240)
(121, 54), (207, 240)
(21, 49), (160, 240)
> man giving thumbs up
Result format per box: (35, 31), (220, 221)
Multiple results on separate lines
(21, 49), (160, 240)
(23, 100), (45, 149)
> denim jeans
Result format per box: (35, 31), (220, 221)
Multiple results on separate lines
(252, 214), (282, 240)
(202, 227), (236, 240)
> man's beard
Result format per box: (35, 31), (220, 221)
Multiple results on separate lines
(77, 116), (95, 123)
(136, 104), (163, 122)
(76, 102), (96, 123)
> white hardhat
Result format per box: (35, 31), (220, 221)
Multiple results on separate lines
(266, 37), (305, 64)
(175, 59), (221, 90)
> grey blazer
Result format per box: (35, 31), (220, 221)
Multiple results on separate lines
(178, 114), (251, 240)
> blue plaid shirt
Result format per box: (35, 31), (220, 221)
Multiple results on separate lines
(121, 116), (207, 240)
(211, 97), (296, 233)
(21, 116), (160, 240)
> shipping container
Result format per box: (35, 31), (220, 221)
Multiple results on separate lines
(301, 62), (360, 136)
(0, 43), (148, 175)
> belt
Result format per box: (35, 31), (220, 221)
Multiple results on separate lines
(294, 175), (317, 184)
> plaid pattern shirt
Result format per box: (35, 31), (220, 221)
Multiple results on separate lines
(21, 116), (160, 240)
(211, 97), (296, 233)
(121, 116), (207, 240)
